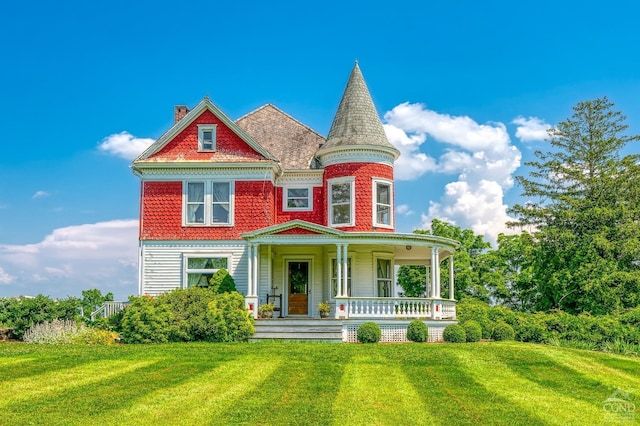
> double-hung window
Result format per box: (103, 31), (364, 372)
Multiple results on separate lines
(283, 186), (312, 211)
(185, 181), (233, 226)
(373, 178), (393, 228)
(184, 256), (228, 287)
(198, 124), (217, 151)
(328, 177), (354, 227)
(376, 257), (393, 297)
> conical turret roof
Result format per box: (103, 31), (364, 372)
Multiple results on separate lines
(320, 62), (398, 156)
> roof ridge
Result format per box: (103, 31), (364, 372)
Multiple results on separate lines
(237, 103), (326, 140)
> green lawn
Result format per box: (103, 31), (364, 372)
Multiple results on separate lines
(1, 342), (638, 425)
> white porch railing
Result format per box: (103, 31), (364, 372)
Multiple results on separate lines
(343, 297), (456, 319)
(90, 301), (129, 321)
(345, 297), (456, 319)
(441, 300), (457, 319)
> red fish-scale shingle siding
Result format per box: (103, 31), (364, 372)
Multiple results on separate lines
(324, 162), (394, 232)
(147, 110), (267, 162)
(275, 186), (325, 225)
(141, 180), (275, 240)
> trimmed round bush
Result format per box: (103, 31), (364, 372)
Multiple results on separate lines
(357, 322), (381, 343)
(492, 321), (515, 341)
(443, 324), (466, 343)
(407, 320), (429, 343)
(463, 320), (482, 342)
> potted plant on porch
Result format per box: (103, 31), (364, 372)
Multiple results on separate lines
(318, 301), (331, 319)
(259, 303), (275, 319)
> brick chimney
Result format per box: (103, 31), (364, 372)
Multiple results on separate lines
(174, 105), (189, 123)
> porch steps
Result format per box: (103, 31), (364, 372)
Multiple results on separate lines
(251, 318), (343, 343)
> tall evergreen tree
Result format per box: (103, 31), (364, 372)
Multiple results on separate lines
(510, 97), (640, 314)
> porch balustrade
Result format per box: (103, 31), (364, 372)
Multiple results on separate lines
(345, 297), (456, 320)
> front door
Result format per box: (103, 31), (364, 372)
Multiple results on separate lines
(287, 261), (309, 315)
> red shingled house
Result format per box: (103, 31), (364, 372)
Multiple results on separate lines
(132, 63), (459, 341)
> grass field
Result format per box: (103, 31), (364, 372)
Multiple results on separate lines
(1, 341), (638, 425)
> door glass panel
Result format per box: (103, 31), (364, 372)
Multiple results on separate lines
(289, 261), (308, 294)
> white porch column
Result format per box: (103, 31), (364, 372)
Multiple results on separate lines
(426, 264), (431, 298)
(336, 243), (343, 297)
(449, 255), (455, 300)
(430, 249), (437, 299)
(435, 248), (441, 299)
(245, 243), (259, 318)
(252, 244), (259, 296)
(342, 244), (349, 297)
(247, 244), (253, 295)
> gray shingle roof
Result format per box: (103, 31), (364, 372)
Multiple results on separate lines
(236, 104), (325, 170)
(321, 62), (397, 152)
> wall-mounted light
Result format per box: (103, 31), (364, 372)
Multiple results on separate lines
(406, 245), (412, 251)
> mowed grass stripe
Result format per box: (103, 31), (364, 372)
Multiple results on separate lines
(333, 354), (435, 425)
(0, 359), (156, 409)
(92, 358), (283, 425)
(452, 347), (605, 425)
(526, 344), (640, 394)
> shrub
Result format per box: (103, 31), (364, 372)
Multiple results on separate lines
(207, 292), (254, 342)
(514, 313), (549, 343)
(457, 299), (494, 339)
(406, 320), (429, 342)
(120, 295), (173, 343)
(73, 328), (120, 345)
(621, 306), (640, 326)
(443, 324), (466, 343)
(463, 320), (482, 342)
(492, 321), (515, 341)
(357, 322), (381, 343)
(23, 319), (86, 344)
(2, 295), (82, 339)
(159, 287), (217, 341)
(209, 268), (237, 293)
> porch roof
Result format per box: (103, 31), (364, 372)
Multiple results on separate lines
(241, 220), (460, 259)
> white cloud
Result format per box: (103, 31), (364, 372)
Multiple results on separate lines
(32, 191), (51, 199)
(512, 116), (551, 142)
(396, 204), (414, 216)
(385, 102), (522, 244)
(99, 132), (155, 160)
(0, 220), (139, 298)
(0, 266), (15, 284)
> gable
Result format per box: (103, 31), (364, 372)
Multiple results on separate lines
(242, 219), (343, 239)
(135, 98), (277, 164)
(273, 227), (323, 235)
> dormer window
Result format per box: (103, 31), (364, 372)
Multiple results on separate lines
(198, 125), (217, 151)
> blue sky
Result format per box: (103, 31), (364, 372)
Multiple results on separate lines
(1, 0), (639, 299)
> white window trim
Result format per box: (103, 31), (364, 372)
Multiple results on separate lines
(198, 124), (217, 152)
(328, 177), (355, 227)
(182, 254), (230, 288)
(372, 178), (394, 229)
(329, 256), (352, 300)
(373, 253), (394, 298)
(282, 185), (313, 212)
(182, 180), (235, 227)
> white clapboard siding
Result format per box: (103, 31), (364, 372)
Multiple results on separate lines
(140, 241), (248, 296)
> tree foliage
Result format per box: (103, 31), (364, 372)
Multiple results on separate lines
(397, 219), (491, 301)
(509, 97), (640, 314)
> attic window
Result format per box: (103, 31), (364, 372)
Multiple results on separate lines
(198, 125), (217, 151)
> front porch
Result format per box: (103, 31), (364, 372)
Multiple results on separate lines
(242, 220), (461, 323)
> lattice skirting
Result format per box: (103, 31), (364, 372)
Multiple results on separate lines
(343, 320), (456, 343)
